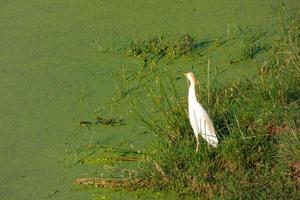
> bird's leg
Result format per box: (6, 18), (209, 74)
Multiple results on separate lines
(195, 134), (199, 152)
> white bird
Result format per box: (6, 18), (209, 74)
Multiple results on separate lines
(184, 72), (218, 151)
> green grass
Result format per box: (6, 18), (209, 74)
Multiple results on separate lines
(132, 15), (300, 199)
(125, 33), (210, 67)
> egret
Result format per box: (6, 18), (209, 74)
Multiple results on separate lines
(184, 72), (218, 151)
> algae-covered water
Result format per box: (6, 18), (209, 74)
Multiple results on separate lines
(0, 1), (292, 199)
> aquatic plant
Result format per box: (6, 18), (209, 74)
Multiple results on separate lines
(125, 34), (205, 66)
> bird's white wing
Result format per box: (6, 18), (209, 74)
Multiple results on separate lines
(188, 105), (200, 135)
(189, 102), (206, 135)
(193, 103), (218, 147)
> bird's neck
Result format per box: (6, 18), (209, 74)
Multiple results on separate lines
(188, 83), (198, 103)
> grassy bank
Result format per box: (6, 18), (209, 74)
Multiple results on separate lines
(133, 11), (300, 200)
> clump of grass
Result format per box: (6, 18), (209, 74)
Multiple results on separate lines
(241, 42), (265, 60)
(126, 34), (168, 66)
(239, 28), (267, 60)
(126, 34), (203, 66)
(170, 34), (195, 57)
(133, 18), (300, 199)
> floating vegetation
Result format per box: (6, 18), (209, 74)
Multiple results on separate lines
(80, 117), (125, 128)
(124, 27), (270, 67)
(125, 33), (209, 66)
(95, 116), (125, 126)
(79, 121), (93, 128)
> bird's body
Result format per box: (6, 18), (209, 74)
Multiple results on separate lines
(184, 72), (218, 151)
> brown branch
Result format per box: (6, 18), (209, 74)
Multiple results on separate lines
(74, 178), (153, 189)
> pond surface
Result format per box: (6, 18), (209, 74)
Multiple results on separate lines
(0, 0), (289, 199)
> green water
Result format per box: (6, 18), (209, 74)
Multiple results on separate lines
(0, 1), (290, 199)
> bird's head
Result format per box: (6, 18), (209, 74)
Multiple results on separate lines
(184, 72), (197, 86)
